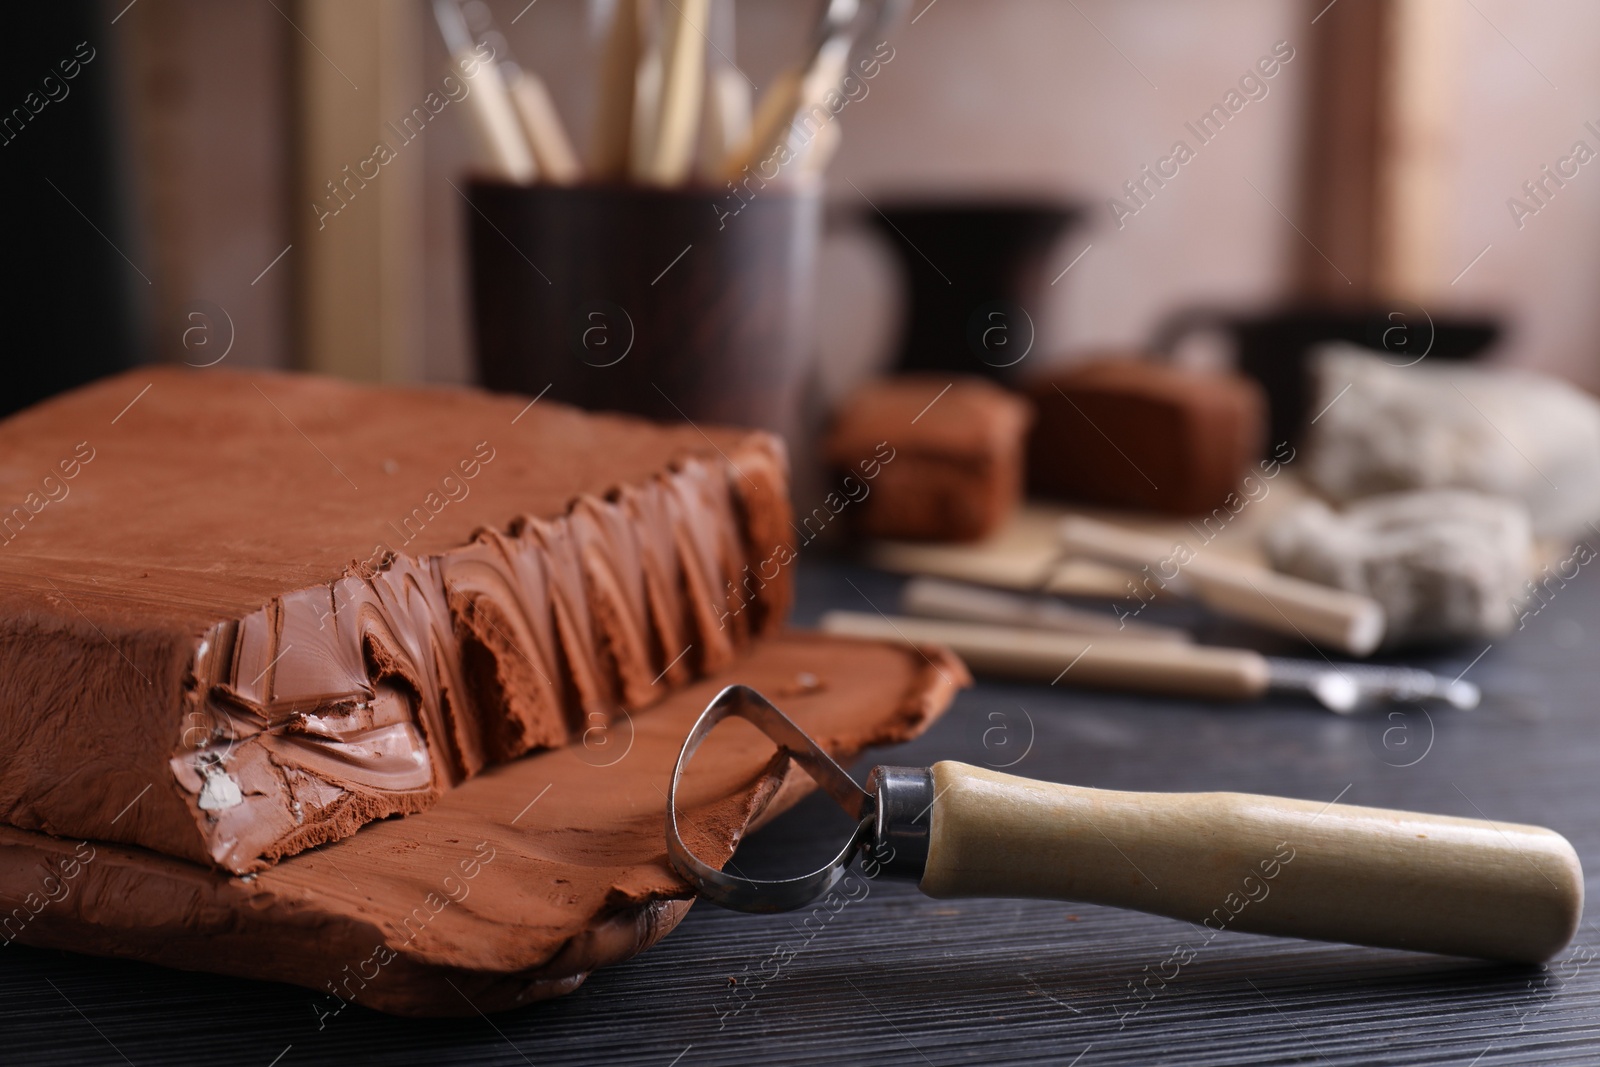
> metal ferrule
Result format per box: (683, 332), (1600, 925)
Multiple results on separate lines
(864, 765), (935, 881)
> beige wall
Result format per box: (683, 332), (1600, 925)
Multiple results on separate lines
(1441, 0), (1600, 387)
(798, 0), (1309, 398)
(115, 0), (1600, 393)
(118, 0), (292, 370)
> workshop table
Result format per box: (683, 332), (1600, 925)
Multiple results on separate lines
(2, 559), (1596, 1066)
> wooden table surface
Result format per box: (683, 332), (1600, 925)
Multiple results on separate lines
(3, 558), (1597, 1066)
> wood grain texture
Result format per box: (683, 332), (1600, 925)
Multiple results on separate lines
(921, 761), (1582, 964)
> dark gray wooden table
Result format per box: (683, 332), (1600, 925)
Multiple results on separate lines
(3, 559), (1597, 1065)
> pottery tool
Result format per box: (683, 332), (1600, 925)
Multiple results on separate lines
(1057, 515), (1386, 657)
(629, 23), (664, 178)
(697, 0), (750, 173)
(784, 0), (904, 170)
(458, 1), (582, 183)
(722, 0), (859, 179)
(504, 64), (583, 183)
(639, 0), (710, 184)
(820, 612), (1478, 711)
(797, 114), (842, 175)
(590, 0), (641, 178)
(903, 576), (1189, 643)
(670, 686), (1580, 962)
(432, 0), (535, 182)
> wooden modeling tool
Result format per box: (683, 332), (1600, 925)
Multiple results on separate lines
(1057, 515), (1387, 657)
(902, 576), (1190, 643)
(458, 0), (582, 182)
(642, 0), (712, 184)
(819, 612), (1479, 711)
(505, 63), (583, 183)
(697, 0), (750, 173)
(786, 0), (904, 173)
(590, 0), (642, 178)
(796, 113), (841, 176)
(722, 0), (859, 179)
(629, 28), (663, 179)
(431, 0), (535, 182)
(669, 686), (1580, 963)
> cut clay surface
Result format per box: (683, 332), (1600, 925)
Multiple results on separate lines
(0, 633), (965, 1016)
(0, 368), (792, 873)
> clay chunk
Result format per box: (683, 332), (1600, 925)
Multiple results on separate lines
(1264, 490), (1531, 646)
(1025, 356), (1265, 515)
(825, 375), (1033, 543)
(0, 633), (966, 1016)
(0, 368), (792, 873)
(1303, 344), (1600, 538)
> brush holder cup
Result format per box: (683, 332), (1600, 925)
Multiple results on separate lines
(466, 179), (821, 443)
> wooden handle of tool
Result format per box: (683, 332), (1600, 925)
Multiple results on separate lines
(1185, 562), (1385, 657)
(723, 66), (803, 178)
(921, 762), (1584, 963)
(797, 113), (841, 176)
(819, 612), (1268, 700)
(1058, 517), (1385, 657)
(457, 52), (536, 182)
(700, 66), (752, 173)
(589, 0), (640, 178)
(509, 71), (581, 184)
(644, 0), (710, 184)
(901, 576), (1191, 643)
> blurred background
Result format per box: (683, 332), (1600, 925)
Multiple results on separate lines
(8, 0), (1600, 415)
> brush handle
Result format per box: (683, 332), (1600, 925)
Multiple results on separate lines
(920, 761), (1584, 963)
(819, 611), (1268, 700)
(1057, 516), (1386, 657)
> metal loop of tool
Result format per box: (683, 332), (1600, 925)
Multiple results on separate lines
(666, 684), (876, 913)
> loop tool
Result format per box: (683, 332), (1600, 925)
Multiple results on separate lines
(668, 685), (1583, 963)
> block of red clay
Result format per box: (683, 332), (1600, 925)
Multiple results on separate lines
(825, 375), (1033, 542)
(1025, 357), (1265, 515)
(0, 633), (966, 1015)
(0, 368), (794, 874)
